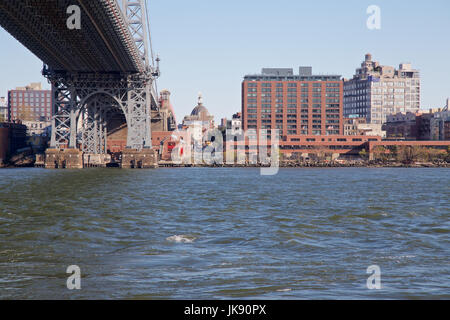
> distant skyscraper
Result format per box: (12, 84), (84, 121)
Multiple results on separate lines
(343, 54), (421, 125)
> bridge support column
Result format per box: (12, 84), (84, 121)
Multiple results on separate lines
(121, 148), (158, 169)
(50, 81), (78, 149)
(45, 149), (83, 169)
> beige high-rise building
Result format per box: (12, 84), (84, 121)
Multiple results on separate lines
(344, 54), (421, 127)
(0, 97), (7, 122)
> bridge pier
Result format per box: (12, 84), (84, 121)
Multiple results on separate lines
(45, 149), (83, 169)
(121, 148), (158, 169)
(44, 148), (158, 169)
(83, 154), (112, 168)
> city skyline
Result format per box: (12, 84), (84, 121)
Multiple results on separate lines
(0, 0), (449, 123)
(0, 1), (449, 303)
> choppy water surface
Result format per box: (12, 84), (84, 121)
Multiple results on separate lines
(0, 167), (449, 299)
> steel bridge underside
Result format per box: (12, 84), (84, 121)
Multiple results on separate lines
(0, 0), (144, 73)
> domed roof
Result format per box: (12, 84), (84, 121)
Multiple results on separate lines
(190, 93), (210, 117)
(191, 104), (209, 116)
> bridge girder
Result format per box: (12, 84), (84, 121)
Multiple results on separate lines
(0, 0), (145, 73)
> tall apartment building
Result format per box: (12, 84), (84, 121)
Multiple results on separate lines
(8, 83), (52, 122)
(344, 54), (420, 126)
(242, 67), (343, 138)
(8, 83), (52, 137)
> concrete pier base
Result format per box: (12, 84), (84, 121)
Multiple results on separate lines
(121, 148), (158, 169)
(45, 149), (83, 169)
(83, 154), (112, 167)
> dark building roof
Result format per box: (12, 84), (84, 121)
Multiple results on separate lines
(244, 67), (341, 81)
(191, 104), (210, 117)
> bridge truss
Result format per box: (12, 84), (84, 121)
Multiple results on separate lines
(46, 71), (154, 153)
(43, 0), (159, 156)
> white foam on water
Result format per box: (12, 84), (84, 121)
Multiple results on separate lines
(166, 235), (196, 243)
(385, 255), (416, 260)
(276, 288), (292, 292)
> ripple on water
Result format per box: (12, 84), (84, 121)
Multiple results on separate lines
(0, 167), (449, 299)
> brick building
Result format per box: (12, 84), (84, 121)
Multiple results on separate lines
(344, 117), (368, 136)
(384, 112), (420, 140)
(236, 67), (390, 159)
(384, 101), (450, 141)
(0, 122), (27, 164)
(242, 67), (343, 138)
(8, 83), (52, 122)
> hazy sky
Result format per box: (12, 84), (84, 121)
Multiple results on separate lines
(1, 0), (449, 123)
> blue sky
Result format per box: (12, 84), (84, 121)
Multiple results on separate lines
(1, 0), (449, 122)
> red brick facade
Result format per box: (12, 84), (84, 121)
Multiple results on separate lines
(242, 80), (343, 137)
(8, 89), (52, 122)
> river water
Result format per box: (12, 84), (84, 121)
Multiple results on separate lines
(0, 167), (448, 299)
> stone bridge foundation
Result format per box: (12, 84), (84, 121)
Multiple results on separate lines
(45, 148), (158, 169)
(121, 148), (158, 169)
(45, 149), (83, 169)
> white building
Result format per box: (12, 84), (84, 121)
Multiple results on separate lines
(344, 54), (421, 126)
(221, 112), (242, 136)
(0, 97), (7, 122)
(182, 94), (215, 142)
(230, 113), (242, 135)
(22, 120), (51, 137)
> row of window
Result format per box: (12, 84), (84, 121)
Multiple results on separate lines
(11, 111), (50, 117)
(248, 82), (341, 88)
(247, 92), (340, 98)
(10, 92), (51, 98)
(247, 103), (340, 108)
(248, 88), (340, 93)
(248, 116), (337, 122)
(10, 101), (51, 108)
(247, 108), (340, 114)
(345, 81), (419, 90)
(245, 127), (340, 135)
(247, 99), (341, 104)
